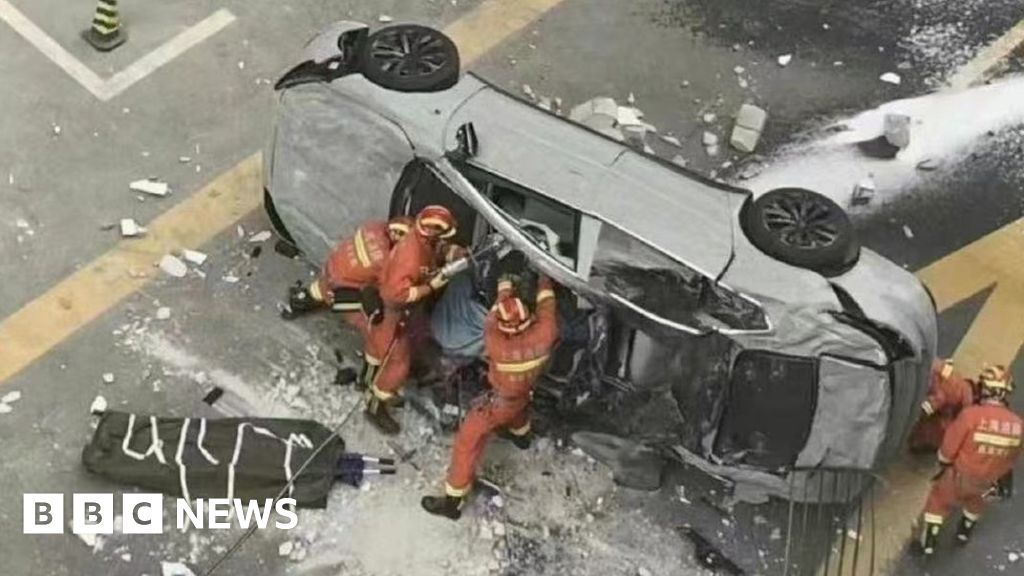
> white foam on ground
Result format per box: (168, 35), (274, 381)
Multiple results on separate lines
(745, 76), (1024, 207)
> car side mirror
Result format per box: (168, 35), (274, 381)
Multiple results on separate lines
(448, 122), (478, 160)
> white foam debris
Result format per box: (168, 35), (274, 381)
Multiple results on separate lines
(182, 249), (208, 266)
(903, 225), (915, 239)
(378, 14), (394, 23)
(522, 84), (536, 101)
(0, 404), (11, 414)
(159, 254), (188, 278)
(102, 373), (115, 384)
(879, 72), (902, 85)
(156, 307), (172, 320)
(2, 391), (21, 404)
(660, 135), (682, 147)
(777, 54), (793, 67)
(15, 218), (30, 229)
(129, 179), (170, 197)
(120, 218), (144, 238)
(279, 540), (294, 557)
(702, 132), (719, 146)
(248, 230), (272, 243)
(1009, 552), (1020, 563)
(161, 561), (196, 576)
(90, 395), (108, 414)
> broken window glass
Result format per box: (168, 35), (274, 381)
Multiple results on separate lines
(587, 222), (706, 330)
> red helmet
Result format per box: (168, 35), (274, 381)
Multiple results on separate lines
(979, 364), (1013, 393)
(415, 205), (457, 239)
(494, 296), (533, 334)
(387, 216), (413, 241)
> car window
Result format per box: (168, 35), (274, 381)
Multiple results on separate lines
(456, 163), (579, 270)
(586, 222), (706, 330)
(391, 160), (479, 247)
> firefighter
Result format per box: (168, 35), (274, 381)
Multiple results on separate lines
(909, 359), (978, 453)
(918, 365), (1021, 556)
(421, 263), (559, 520)
(363, 205), (459, 434)
(282, 216), (413, 329)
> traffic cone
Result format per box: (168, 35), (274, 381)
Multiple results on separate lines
(82, 0), (126, 52)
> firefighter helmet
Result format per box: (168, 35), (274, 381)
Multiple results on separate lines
(494, 295), (533, 334)
(978, 364), (1013, 397)
(415, 205), (457, 239)
(387, 216), (413, 242)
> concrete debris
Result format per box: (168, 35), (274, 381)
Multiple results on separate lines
(161, 561), (197, 576)
(730, 103), (768, 153)
(290, 545), (308, 562)
(129, 179), (170, 197)
(659, 134), (682, 147)
(77, 532), (98, 549)
(879, 72), (902, 85)
(222, 275), (240, 284)
(159, 254), (189, 278)
(90, 395), (108, 414)
(179, 156), (192, 163)
(883, 113), (911, 149)
(102, 373), (115, 384)
(0, 404), (11, 414)
(706, 145), (720, 157)
(769, 527), (782, 540)
(52, 124), (62, 136)
(120, 553), (131, 562)
(119, 218), (144, 238)
(1009, 552), (1020, 563)
(671, 155), (688, 167)
(902, 225), (914, 239)
(538, 96), (552, 111)
(702, 113), (717, 124)
(15, 218), (30, 229)
(236, 225), (245, 238)
(378, 14), (394, 23)
(182, 249), (208, 266)
(2, 391), (22, 404)
(777, 54), (793, 67)
(278, 540), (294, 557)
(249, 230), (273, 243)
(627, 92), (636, 105)
(702, 132), (719, 146)
(637, 568), (653, 576)
(851, 177), (876, 206)
(522, 84), (536, 101)
(737, 160), (765, 180)
(733, 66), (745, 75)
(237, 61), (245, 70)
(156, 307), (172, 320)
(738, 77), (749, 89)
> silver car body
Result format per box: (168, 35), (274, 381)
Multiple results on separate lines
(266, 22), (938, 488)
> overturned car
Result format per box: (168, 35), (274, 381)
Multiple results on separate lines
(264, 22), (938, 498)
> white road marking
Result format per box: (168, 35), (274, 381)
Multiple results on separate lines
(102, 9), (236, 100)
(0, 2), (236, 101)
(948, 19), (1024, 90)
(0, 0), (107, 96)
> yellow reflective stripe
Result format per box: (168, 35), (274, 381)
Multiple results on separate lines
(371, 384), (393, 400)
(921, 401), (935, 416)
(353, 228), (372, 268)
(308, 282), (323, 302)
(963, 510), (981, 521)
(509, 422), (531, 436)
(497, 281), (513, 293)
(334, 303), (362, 311)
(364, 354), (381, 367)
(923, 513), (944, 524)
(536, 289), (555, 303)
(973, 432), (1021, 447)
(937, 451), (952, 464)
(445, 482), (469, 498)
(406, 286), (424, 303)
(495, 355), (549, 374)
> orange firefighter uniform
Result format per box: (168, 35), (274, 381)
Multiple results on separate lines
(443, 276), (559, 500)
(909, 359), (977, 452)
(919, 365), (1020, 554)
(364, 205), (458, 434)
(311, 217), (411, 334)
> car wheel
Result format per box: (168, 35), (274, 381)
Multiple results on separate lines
(359, 24), (460, 92)
(264, 188), (296, 245)
(741, 188), (860, 275)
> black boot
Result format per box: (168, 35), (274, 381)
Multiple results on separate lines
(955, 516), (976, 545)
(364, 396), (401, 435)
(281, 282), (321, 319)
(421, 494), (464, 520)
(497, 428), (532, 450)
(919, 520), (942, 556)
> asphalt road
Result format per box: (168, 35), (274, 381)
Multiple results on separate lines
(1, 0), (1022, 575)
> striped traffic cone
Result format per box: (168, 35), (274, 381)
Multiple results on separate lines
(82, 0), (127, 52)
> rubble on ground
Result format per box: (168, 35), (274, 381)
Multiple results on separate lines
(159, 254), (189, 278)
(879, 72), (902, 85)
(120, 218), (144, 238)
(129, 179), (170, 197)
(730, 104), (768, 153)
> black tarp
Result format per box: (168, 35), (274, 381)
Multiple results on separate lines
(82, 412), (345, 508)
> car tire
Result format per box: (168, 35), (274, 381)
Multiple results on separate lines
(264, 188), (296, 245)
(359, 24), (460, 92)
(741, 187), (860, 275)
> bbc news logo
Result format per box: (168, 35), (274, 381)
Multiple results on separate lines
(24, 494), (298, 534)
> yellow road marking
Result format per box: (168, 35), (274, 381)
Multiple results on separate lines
(0, 154), (263, 384)
(445, 0), (566, 64)
(860, 217), (1024, 575)
(0, 1), (568, 386)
